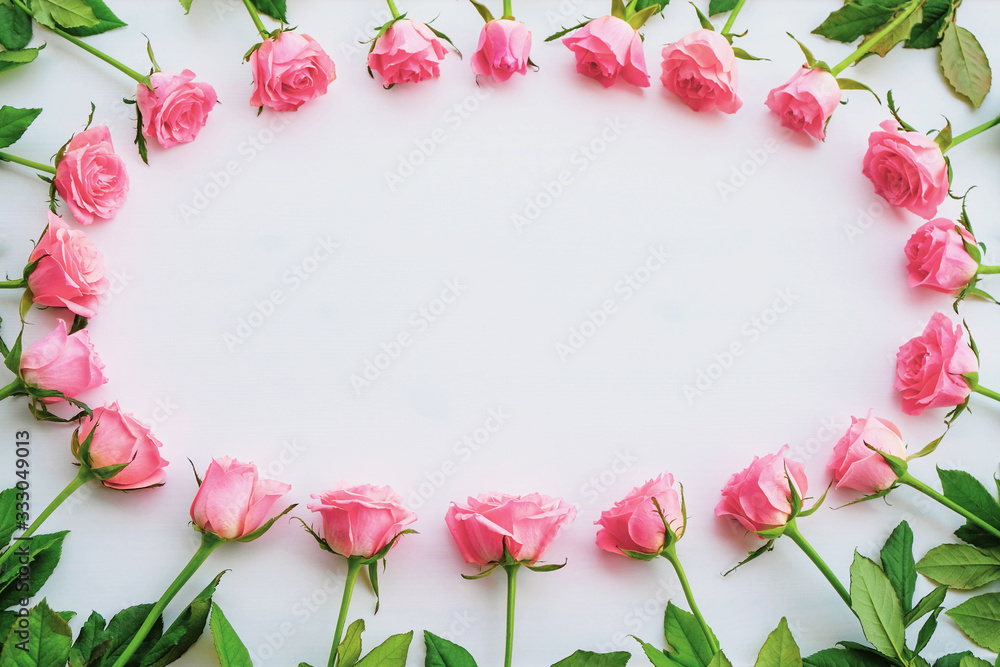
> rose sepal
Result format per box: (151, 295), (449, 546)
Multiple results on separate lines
(545, 18), (595, 42)
(233, 503), (296, 543)
(460, 536), (566, 579)
(469, 0), (495, 22)
(867, 444), (909, 480)
(69, 425), (135, 482)
(796, 480), (832, 518)
(786, 32), (831, 72)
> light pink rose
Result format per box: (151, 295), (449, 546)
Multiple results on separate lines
(471, 19), (531, 82)
(862, 120), (949, 219)
(595, 473), (683, 557)
(828, 410), (906, 494)
(715, 445), (808, 535)
(765, 66), (841, 140)
(905, 219), (979, 293)
(190, 457), (291, 539)
(368, 19), (449, 86)
(27, 212), (108, 319)
(307, 483), (416, 558)
(445, 492), (576, 565)
(895, 312), (978, 416)
(136, 70), (217, 148)
(53, 125), (128, 224)
(562, 15), (650, 89)
(20, 319), (107, 403)
(76, 402), (168, 490)
(249, 32), (336, 112)
(660, 29), (741, 114)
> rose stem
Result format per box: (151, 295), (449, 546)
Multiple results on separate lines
(898, 472), (1000, 540)
(782, 519), (852, 609)
(503, 0), (513, 19)
(328, 557), (363, 667)
(661, 544), (719, 654)
(947, 112), (1000, 152)
(721, 0), (748, 37)
(502, 563), (519, 667)
(386, 0), (401, 19)
(0, 280), (28, 290)
(241, 0), (270, 39)
(0, 380), (25, 400)
(0, 151), (56, 175)
(972, 384), (1000, 403)
(830, 0), (922, 77)
(979, 265), (1000, 274)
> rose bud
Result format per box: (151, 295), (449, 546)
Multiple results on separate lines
(905, 219), (980, 293)
(828, 411), (906, 495)
(307, 483), (416, 559)
(368, 19), (450, 87)
(190, 457), (291, 539)
(895, 312), (978, 416)
(595, 473), (683, 558)
(471, 19), (532, 82)
(249, 32), (336, 112)
(765, 66), (841, 140)
(863, 120), (948, 219)
(53, 125), (129, 225)
(20, 319), (107, 403)
(27, 212), (108, 319)
(562, 15), (650, 88)
(660, 29), (741, 114)
(136, 70), (218, 148)
(76, 402), (168, 490)
(715, 445), (807, 535)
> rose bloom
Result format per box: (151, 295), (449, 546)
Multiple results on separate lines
(828, 410), (906, 494)
(660, 29), (741, 114)
(27, 212), (108, 319)
(190, 457), (291, 539)
(765, 66), (841, 140)
(368, 19), (449, 86)
(136, 70), (217, 148)
(76, 402), (168, 490)
(445, 492), (576, 565)
(308, 483), (416, 559)
(53, 125), (128, 225)
(249, 32), (336, 112)
(562, 15), (650, 88)
(20, 319), (107, 402)
(471, 19), (531, 82)
(895, 312), (978, 416)
(863, 120), (948, 219)
(905, 219), (979, 293)
(715, 445), (807, 535)
(595, 473), (683, 557)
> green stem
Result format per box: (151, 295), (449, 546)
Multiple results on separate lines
(830, 0), (923, 76)
(503, 564), (519, 667)
(978, 265), (1000, 274)
(783, 519), (852, 609)
(947, 112), (1000, 152)
(0, 379), (25, 402)
(900, 472), (1000, 541)
(502, 0), (513, 19)
(328, 558), (363, 667)
(721, 0), (747, 37)
(111, 533), (223, 667)
(972, 384), (1000, 403)
(386, 0), (400, 19)
(661, 545), (719, 654)
(0, 151), (56, 175)
(241, 0), (270, 39)
(0, 280), (27, 290)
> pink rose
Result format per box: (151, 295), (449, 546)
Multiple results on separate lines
(27, 212), (108, 319)
(20, 319), (107, 402)
(368, 19), (449, 86)
(715, 445), (808, 535)
(136, 70), (217, 148)
(895, 312), (978, 416)
(862, 120), (948, 219)
(765, 66), (841, 140)
(445, 492), (576, 565)
(562, 15), (650, 89)
(307, 483), (416, 558)
(53, 125), (128, 225)
(828, 410), (906, 494)
(905, 219), (979, 293)
(660, 29), (741, 114)
(471, 19), (531, 82)
(190, 457), (291, 539)
(76, 402), (168, 490)
(595, 473), (683, 557)
(249, 32), (336, 112)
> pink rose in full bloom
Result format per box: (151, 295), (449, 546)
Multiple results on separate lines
(863, 120), (949, 219)
(190, 457), (291, 539)
(827, 410), (906, 494)
(136, 70), (217, 148)
(307, 483), (417, 558)
(562, 16), (650, 88)
(446, 492), (576, 565)
(905, 219), (980, 293)
(660, 29), (741, 114)
(595, 473), (683, 557)
(76, 402), (168, 490)
(20, 319), (107, 402)
(368, 19), (449, 86)
(895, 312), (978, 416)
(53, 125), (128, 225)
(765, 66), (841, 140)
(27, 212), (108, 319)
(249, 32), (336, 112)
(471, 19), (531, 82)
(715, 445), (807, 535)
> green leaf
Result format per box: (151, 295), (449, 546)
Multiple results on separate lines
(425, 631), (478, 667)
(904, 585), (947, 627)
(0, 106), (41, 150)
(177, 0), (193, 12)
(0, 4), (32, 50)
(635, 640), (672, 667)
(880, 522), (916, 612)
(956, 656), (992, 667)
(916, 543), (1000, 590)
(708, 653), (733, 667)
(0, 600), (71, 667)
(0, 46), (42, 75)
(812, 4), (893, 43)
(139, 571), (225, 667)
(849, 553), (906, 661)
(68, 610), (111, 667)
(861, 3), (923, 57)
(250, 0), (286, 22)
(803, 648), (893, 667)
(0, 488), (20, 548)
(0, 532), (68, 610)
(552, 649), (631, 667)
(935, 653), (981, 667)
(938, 468), (1000, 541)
(103, 604), (163, 667)
(939, 22), (992, 108)
(913, 609), (941, 654)
(905, 0), (953, 49)
(545, 19), (594, 42)
(468, 0), (494, 23)
(59, 0), (125, 36)
(708, 0), (738, 16)
(338, 619), (365, 667)
(354, 631), (413, 667)
(664, 603), (717, 667)
(30, 0), (99, 29)
(209, 603), (252, 667)
(753, 618), (801, 667)
(945, 592), (1000, 651)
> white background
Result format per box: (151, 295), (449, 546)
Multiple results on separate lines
(2, 1), (1000, 665)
